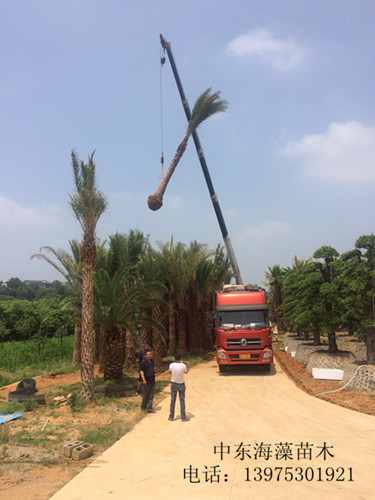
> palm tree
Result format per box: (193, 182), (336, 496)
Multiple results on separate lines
(95, 232), (165, 379)
(138, 247), (169, 365)
(157, 239), (187, 355)
(31, 241), (82, 363)
(182, 241), (215, 352)
(147, 88), (227, 210)
(70, 151), (107, 400)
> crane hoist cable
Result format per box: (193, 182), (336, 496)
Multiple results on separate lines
(159, 46), (166, 177)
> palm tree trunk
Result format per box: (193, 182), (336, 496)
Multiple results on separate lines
(94, 326), (101, 363)
(80, 258), (95, 400)
(202, 296), (214, 350)
(73, 318), (82, 364)
(148, 134), (189, 210)
(98, 326), (106, 372)
(168, 299), (176, 356)
(125, 331), (137, 368)
(177, 307), (187, 354)
(190, 296), (201, 352)
(104, 327), (127, 380)
(152, 305), (166, 367)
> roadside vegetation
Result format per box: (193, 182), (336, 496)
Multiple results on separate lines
(0, 337), (74, 386)
(267, 236), (375, 363)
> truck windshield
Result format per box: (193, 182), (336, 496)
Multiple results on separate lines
(217, 310), (267, 328)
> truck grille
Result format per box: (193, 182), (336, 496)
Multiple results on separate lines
(229, 353), (260, 360)
(226, 338), (262, 349)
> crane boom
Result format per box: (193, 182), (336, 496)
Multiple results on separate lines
(160, 33), (243, 285)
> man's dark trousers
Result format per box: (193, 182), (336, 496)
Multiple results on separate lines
(169, 382), (186, 419)
(141, 382), (155, 410)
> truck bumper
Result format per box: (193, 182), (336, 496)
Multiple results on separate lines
(216, 347), (273, 366)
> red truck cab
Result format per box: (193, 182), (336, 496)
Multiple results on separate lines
(214, 284), (273, 372)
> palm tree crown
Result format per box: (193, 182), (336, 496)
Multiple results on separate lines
(147, 88), (227, 211)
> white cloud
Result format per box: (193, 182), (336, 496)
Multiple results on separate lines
(0, 196), (78, 281)
(283, 121), (375, 182)
(0, 196), (58, 227)
(226, 28), (306, 71)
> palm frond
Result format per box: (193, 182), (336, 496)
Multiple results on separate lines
(188, 88), (228, 134)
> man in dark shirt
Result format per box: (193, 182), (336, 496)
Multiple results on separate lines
(139, 349), (156, 413)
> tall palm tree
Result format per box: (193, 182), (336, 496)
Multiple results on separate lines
(147, 88), (227, 210)
(70, 151), (107, 400)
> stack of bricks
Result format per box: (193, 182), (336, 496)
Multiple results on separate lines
(63, 440), (94, 460)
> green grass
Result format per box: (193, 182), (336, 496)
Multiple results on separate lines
(0, 401), (24, 414)
(0, 426), (10, 444)
(13, 429), (51, 447)
(0, 336), (75, 386)
(80, 421), (131, 447)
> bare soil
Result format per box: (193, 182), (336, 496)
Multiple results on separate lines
(0, 367), (172, 500)
(48, 358), (375, 500)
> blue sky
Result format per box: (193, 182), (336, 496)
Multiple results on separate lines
(1, 1), (375, 285)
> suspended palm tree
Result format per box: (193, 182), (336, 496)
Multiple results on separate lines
(70, 151), (107, 400)
(147, 88), (228, 210)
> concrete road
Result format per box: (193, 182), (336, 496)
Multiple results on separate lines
(50, 360), (375, 500)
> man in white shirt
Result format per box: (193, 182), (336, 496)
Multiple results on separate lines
(168, 353), (188, 421)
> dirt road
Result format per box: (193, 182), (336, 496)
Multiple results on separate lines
(50, 359), (375, 500)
